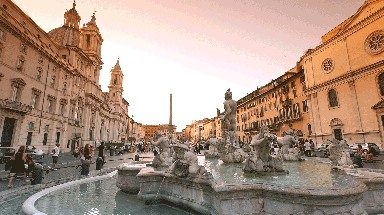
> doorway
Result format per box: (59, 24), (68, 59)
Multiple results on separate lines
(1, 117), (16, 147)
(334, 129), (342, 140)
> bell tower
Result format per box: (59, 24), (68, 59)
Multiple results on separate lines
(108, 58), (124, 104)
(79, 11), (103, 60)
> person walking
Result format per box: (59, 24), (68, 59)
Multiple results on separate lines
(304, 139), (311, 157)
(51, 143), (60, 171)
(8, 146), (27, 188)
(98, 142), (105, 163)
(73, 147), (79, 158)
(82, 144), (91, 161)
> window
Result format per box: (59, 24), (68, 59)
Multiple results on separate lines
(53, 66), (56, 73)
(378, 73), (384, 96)
(302, 100), (309, 112)
(293, 89), (297, 98)
(86, 35), (90, 48)
(48, 100), (53, 113)
(328, 89), (339, 108)
(26, 132), (32, 146)
(17, 59), (24, 71)
(29, 122), (34, 130)
(62, 55), (66, 59)
(36, 68), (42, 81)
(50, 77), (55, 88)
(60, 104), (65, 116)
(62, 83), (67, 94)
(291, 81), (296, 88)
(45, 125), (49, 132)
(293, 103), (300, 118)
(38, 56), (43, 64)
(64, 74), (67, 80)
(0, 29), (4, 39)
(56, 132), (60, 144)
(20, 44), (26, 53)
(43, 133), (48, 145)
(300, 76), (305, 83)
(12, 87), (20, 102)
(71, 106), (74, 119)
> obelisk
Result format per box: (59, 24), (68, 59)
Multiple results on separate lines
(169, 93), (173, 133)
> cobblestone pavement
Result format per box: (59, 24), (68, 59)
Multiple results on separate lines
(0, 151), (154, 193)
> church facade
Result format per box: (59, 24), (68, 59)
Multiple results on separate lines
(0, 0), (129, 152)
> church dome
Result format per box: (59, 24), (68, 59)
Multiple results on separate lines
(48, 26), (80, 47)
(48, 1), (81, 47)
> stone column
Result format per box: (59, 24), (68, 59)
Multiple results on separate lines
(348, 80), (363, 132)
(309, 92), (323, 143)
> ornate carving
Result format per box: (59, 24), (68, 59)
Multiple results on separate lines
(365, 30), (384, 55)
(330, 118), (343, 127)
(321, 58), (335, 74)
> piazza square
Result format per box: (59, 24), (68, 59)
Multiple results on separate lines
(1, 0), (384, 214)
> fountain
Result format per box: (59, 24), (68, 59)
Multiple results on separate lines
(204, 136), (220, 158)
(328, 139), (353, 168)
(216, 89), (246, 163)
(243, 125), (286, 174)
(277, 129), (303, 161)
(150, 131), (172, 168)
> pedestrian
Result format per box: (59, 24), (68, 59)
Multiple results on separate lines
(98, 142), (105, 163)
(8, 146), (27, 188)
(51, 143), (60, 171)
(73, 146), (79, 158)
(304, 139), (311, 157)
(82, 144), (91, 161)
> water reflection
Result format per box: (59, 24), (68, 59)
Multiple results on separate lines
(35, 176), (196, 215)
(204, 158), (349, 187)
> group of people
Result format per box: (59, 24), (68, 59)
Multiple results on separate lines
(269, 139), (315, 157)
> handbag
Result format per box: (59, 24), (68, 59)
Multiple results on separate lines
(5, 159), (14, 171)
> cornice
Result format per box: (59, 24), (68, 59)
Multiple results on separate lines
(305, 60), (384, 94)
(302, 5), (384, 61)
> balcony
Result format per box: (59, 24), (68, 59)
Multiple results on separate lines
(0, 99), (32, 113)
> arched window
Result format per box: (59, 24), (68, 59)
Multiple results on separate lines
(328, 89), (339, 107)
(378, 72), (384, 96)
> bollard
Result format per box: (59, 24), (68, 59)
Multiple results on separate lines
(96, 157), (104, 170)
(31, 164), (43, 185)
(81, 160), (90, 175)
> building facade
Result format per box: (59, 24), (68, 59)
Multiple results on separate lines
(302, 0), (384, 148)
(0, 0), (129, 153)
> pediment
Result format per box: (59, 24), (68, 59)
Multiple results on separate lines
(337, 0), (384, 36)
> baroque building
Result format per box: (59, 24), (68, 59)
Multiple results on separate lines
(0, 0), (129, 153)
(303, 0), (384, 147)
(236, 67), (310, 143)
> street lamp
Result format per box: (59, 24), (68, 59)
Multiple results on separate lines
(130, 116), (135, 145)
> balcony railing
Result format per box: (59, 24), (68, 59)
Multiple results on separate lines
(0, 99), (32, 113)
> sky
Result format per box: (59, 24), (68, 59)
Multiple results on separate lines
(14, 0), (366, 131)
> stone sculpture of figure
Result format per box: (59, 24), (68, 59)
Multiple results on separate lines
(278, 129), (301, 161)
(222, 89), (237, 133)
(329, 139), (353, 168)
(151, 131), (172, 167)
(169, 143), (211, 178)
(216, 108), (221, 117)
(243, 125), (285, 173)
(204, 136), (219, 158)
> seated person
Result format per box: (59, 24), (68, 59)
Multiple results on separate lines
(356, 145), (364, 156)
(26, 154), (37, 177)
(364, 145), (377, 163)
(353, 145), (364, 168)
(324, 146), (330, 158)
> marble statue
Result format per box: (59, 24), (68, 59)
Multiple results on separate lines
(204, 136), (219, 158)
(243, 125), (286, 174)
(169, 143), (212, 178)
(216, 89), (246, 163)
(329, 139), (353, 168)
(278, 129), (302, 161)
(150, 131), (172, 167)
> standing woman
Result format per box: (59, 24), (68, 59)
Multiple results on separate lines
(8, 146), (27, 188)
(82, 144), (91, 161)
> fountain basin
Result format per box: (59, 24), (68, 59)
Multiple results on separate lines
(116, 161), (149, 194)
(136, 166), (367, 215)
